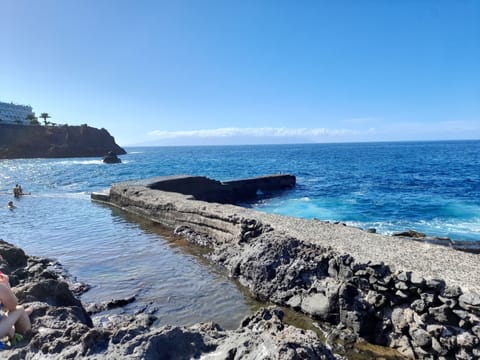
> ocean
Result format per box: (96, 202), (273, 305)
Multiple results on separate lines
(1, 140), (479, 328)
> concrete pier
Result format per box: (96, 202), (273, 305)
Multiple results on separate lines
(92, 174), (480, 359)
(92, 174), (296, 204)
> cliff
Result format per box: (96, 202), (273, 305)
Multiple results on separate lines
(0, 123), (126, 159)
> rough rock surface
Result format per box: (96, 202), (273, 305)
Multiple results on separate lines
(0, 240), (337, 359)
(0, 123), (125, 159)
(99, 182), (480, 359)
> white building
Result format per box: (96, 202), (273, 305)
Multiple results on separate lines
(0, 101), (34, 125)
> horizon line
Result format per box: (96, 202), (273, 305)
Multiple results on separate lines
(121, 138), (480, 148)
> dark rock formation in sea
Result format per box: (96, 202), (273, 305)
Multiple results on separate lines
(92, 177), (480, 359)
(102, 151), (122, 164)
(0, 239), (337, 359)
(0, 123), (126, 159)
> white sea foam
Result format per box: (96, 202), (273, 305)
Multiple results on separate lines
(56, 159), (103, 166)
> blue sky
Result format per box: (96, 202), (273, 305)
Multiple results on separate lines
(1, 0), (479, 146)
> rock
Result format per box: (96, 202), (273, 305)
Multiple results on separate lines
(442, 285), (462, 298)
(301, 293), (331, 319)
(431, 337), (447, 356)
(219, 307), (336, 360)
(420, 291), (438, 307)
(394, 335), (416, 358)
(0, 239), (28, 270)
(365, 290), (386, 308)
(438, 295), (457, 308)
(391, 307), (414, 333)
(410, 273), (425, 287)
(394, 281), (409, 291)
(327, 258), (338, 278)
(459, 292), (480, 313)
(86, 296), (137, 314)
(393, 230), (426, 238)
(426, 324), (445, 337)
(396, 271), (411, 282)
(286, 294), (302, 309)
(456, 331), (479, 348)
(428, 305), (456, 324)
(425, 278), (446, 293)
(409, 327), (431, 347)
(410, 299), (426, 313)
(451, 240), (480, 254)
(102, 151), (122, 164)
(472, 325), (480, 337)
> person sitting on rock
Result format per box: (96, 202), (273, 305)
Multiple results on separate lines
(0, 271), (32, 346)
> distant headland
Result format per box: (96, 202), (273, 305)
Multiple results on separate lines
(0, 101), (125, 159)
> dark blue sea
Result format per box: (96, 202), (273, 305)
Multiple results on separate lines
(1, 140), (479, 328)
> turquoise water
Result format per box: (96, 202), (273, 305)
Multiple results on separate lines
(1, 140), (479, 327)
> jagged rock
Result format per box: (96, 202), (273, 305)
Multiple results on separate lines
(472, 325), (480, 337)
(410, 273), (426, 287)
(438, 295), (457, 308)
(102, 151), (121, 164)
(428, 305), (457, 324)
(459, 293), (480, 313)
(86, 296), (137, 314)
(301, 293), (332, 319)
(0, 239), (28, 270)
(411, 299), (427, 313)
(425, 278), (446, 293)
(456, 331), (479, 349)
(393, 230), (426, 238)
(1, 240), (338, 360)
(410, 328), (431, 347)
(442, 285), (462, 298)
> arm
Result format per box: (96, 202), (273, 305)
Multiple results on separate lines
(0, 283), (18, 311)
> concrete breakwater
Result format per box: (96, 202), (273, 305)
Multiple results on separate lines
(93, 175), (480, 359)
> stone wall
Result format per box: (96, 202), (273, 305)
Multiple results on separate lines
(98, 182), (480, 359)
(210, 231), (480, 359)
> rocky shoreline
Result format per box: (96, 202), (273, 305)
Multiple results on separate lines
(91, 178), (480, 359)
(0, 239), (337, 359)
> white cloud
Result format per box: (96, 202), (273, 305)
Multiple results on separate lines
(147, 127), (359, 139)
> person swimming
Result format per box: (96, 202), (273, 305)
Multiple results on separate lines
(13, 185), (22, 197)
(7, 201), (15, 210)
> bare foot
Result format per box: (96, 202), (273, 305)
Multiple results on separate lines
(25, 307), (33, 316)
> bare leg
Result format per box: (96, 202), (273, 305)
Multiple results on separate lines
(13, 306), (31, 334)
(0, 309), (25, 338)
